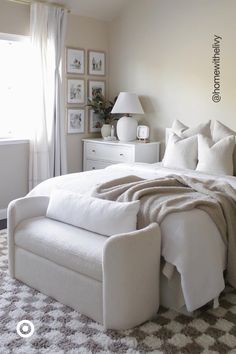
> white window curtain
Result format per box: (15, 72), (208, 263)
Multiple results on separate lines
(29, 2), (67, 189)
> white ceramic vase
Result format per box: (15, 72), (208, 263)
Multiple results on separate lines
(101, 124), (111, 139)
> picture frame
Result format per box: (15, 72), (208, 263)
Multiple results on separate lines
(88, 80), (105, 98)
(66, 47), (85, 75)
(67, 79), (85, 104)
(88, 50), (106, 76)
(67, 108), (85, 134)
(88, 110), (102, 132)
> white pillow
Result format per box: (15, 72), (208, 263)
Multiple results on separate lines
(46, 189), (140, 236)
(212, 120), (236, 141)
(171, 119), (211, 138)
(212, 120), (236, 175)
(196, 134), (235, 175)
(171, 119), (188, 136)
(163, 132), (198, 170)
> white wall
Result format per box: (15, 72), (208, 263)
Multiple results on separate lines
(109, 0), (236, 153)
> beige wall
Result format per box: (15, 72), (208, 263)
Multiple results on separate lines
(0, 0), (108, 212)
(65, 14), (109, 173)
(0, 0), (30, 35)
(2, 0), (236, 210)
(109, 0), (236, 153)
(0, 1), (109, 176)
(0, 142), (29, 210)
(0, 1), (30, 213)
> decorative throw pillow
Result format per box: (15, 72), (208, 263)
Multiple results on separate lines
(212, 120), (236, 141)
(171, 119), (188, 136)
(212, 120), (236, 175)
(46, 189), (140, 236)
(171, 119), (211, 138)
(196, 134), (235, 175)
(163, 132), (198, 170)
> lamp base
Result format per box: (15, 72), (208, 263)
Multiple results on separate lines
(117, 116), (138, 142)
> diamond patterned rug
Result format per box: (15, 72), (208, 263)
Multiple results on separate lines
(1, 230), (236, 354)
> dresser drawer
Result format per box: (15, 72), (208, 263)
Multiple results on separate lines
(83, 139), (160, 172)
(85, 142), (133, 163)
(84, 159), (111, 171)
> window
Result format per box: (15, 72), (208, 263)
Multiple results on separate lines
(0, 33), (33, 138)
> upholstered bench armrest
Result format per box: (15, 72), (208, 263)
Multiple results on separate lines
(8, 196), (49, 228)
(8, 196), (49, 277)
(102, 222), (161, 330)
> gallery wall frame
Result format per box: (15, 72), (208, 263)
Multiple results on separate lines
(88, 50), (106, 76)
(67, 108), (85, 134)
(88, 80), (106, 98)
(67, 78), (85, 104)
(66, 47), (85, 75)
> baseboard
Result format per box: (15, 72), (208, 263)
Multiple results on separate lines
(0, 209), (7, 220)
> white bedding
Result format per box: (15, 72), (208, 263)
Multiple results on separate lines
(28, 162), (236, 312)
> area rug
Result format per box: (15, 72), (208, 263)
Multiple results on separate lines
(1, 230), (236, 354)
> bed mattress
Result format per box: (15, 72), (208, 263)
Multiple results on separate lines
(28, 162), (236, 311)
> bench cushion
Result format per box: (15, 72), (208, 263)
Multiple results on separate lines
(15, 216), (106, 281)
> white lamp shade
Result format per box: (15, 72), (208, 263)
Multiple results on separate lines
(111, 92), (144, 114)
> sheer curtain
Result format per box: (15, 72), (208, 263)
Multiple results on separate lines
(29, 2), (67, 189)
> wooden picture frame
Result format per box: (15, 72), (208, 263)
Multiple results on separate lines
(67, 108), (85, 134)
(88, 110), (102, 132)
(88, 80), (106, 98)
(66, 47), (85, 75)
(88, 50), (106, 76)
(67, 79), (85, 104)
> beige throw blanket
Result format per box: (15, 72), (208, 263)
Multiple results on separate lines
(92, 174), (236, 289)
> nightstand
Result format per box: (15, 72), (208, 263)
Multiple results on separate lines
(82, 138), (160, 171)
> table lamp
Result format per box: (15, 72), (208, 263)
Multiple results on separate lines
(111, 92), (144, 141)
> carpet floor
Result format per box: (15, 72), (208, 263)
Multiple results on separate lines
(1, 230), (236, 354)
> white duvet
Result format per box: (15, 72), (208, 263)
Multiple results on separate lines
(29, 162), (236, 312)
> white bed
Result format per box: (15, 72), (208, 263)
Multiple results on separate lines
(28, 162), (236, 314)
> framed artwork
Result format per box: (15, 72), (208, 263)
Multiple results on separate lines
(66, 47), (85, 75)
(88, 80), (105, 98)
(89, 110), (102, 132)
(67, 79), (85, 104)
(67, 108), (85, 134)
(88, 50), (106, 76)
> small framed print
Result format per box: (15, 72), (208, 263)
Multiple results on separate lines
(88, 80), (105, 98)
(89, 110), (102, 132)
(88, 50), (106, 76)
(67, 108), (85, 134)
(67, 79), (85, 104)
(66, 47), (85, 74)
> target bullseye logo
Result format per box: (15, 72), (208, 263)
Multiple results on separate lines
(16, 320), (35, 338)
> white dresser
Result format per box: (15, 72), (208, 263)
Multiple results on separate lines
(83, 138), (160, 171)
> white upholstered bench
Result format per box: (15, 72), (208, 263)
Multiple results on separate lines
(8, 195), (161, 330)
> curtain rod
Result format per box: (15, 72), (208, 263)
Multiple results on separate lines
(7, 0), (70, 12)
